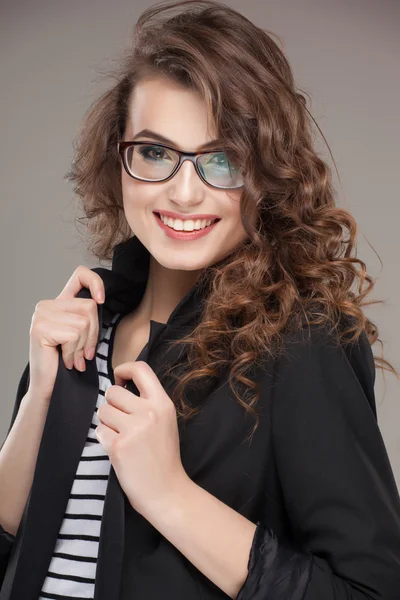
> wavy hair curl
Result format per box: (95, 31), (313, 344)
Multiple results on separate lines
(65, 0), (399, 442)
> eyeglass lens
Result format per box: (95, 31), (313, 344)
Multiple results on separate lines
(124, 144), (243, 188)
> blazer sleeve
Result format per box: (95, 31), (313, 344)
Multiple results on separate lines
(0, 361), (30, 581)
(237, 323), (400, 600)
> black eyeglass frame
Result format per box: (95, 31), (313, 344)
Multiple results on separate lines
(117, 140), (244, 190)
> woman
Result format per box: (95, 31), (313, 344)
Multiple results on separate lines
(1, 1), (400, 599)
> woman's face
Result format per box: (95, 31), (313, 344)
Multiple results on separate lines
(121, 75), (249, 272)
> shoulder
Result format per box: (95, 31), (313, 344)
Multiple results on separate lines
(271, 312), (377, 423)
(278, 311), (373, 369)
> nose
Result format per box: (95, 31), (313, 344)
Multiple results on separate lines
(170, 157), (204, 189)
(167, 158), (206, 207)
(175, 156), (198, 175)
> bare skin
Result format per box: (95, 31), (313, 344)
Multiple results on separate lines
(111, 312), (151, 371)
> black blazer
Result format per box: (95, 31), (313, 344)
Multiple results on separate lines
(1, 235), (400, 600)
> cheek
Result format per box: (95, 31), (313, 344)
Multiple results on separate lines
(121, 179), (159, 225)
(121, 170), (135, 197)
(121, 174), (145, 208)
(120, 172), (129, 205)
(226, 196), (244, 227)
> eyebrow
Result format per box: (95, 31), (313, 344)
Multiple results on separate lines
(131, 129), (222, 151)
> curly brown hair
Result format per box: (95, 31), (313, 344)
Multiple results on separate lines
(65, 0), (399, 443)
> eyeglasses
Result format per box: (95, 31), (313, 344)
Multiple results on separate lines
(117, 141), (244, 190)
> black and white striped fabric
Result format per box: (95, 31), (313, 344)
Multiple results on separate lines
(38, 311), (123, 600)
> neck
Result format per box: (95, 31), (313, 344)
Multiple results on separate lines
(133, 255), (203, 325)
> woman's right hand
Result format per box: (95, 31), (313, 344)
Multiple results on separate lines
(27, 266), (105, 403)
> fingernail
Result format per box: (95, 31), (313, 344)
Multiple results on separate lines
(78, 357), (86, 371)
(85, 346), (95, 360)
(96, 290), (104, 303)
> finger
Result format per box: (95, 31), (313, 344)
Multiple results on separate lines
(113, 361), (162, 399)
(98, 403), (123, 433)
(35, 315), (87, 371)
(105, 385), (134, 413)
(96, 423), (117, 450)
(47, 308), (90, 370)
(112, 361), (137, 388)
(39, 300), (99, 367)
(56, 265), (105, 304)
(62, 320), (89, 370)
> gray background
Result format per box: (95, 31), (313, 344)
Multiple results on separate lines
(1, 0), (399, 489)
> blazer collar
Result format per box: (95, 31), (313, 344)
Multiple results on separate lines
(92, 234), (211, 330)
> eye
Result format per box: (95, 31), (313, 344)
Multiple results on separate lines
(204, 152), (229, 167)
(138, 145), (174, 162)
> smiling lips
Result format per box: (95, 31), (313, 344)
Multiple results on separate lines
(156, 212), (219, 232)
(154, 211), (221, 240)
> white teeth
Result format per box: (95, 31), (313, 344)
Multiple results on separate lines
(159, 214), (217, 231)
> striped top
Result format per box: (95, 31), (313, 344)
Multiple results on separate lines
(38, 311), (123, 600)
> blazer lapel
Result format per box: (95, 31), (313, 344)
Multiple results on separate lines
(93, 317), (168, 600)
(2, 289), (102, 600)
(1, 234), (212, 600)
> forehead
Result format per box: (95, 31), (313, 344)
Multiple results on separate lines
(125, 76), (218, 150)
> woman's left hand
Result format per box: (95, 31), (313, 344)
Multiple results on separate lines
(96, 360), (188, 518)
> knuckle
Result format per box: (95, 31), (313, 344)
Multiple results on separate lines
(78, 314), (90, 328)
(112, 439), (125, 460)
(75, 265), (88, 275)
(87, 298), (98, 312)
(71, 328), (81, 342)
(35, 299), (46, 311)
(163, 400), (175, 415)
(30, 316), (44, 335)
